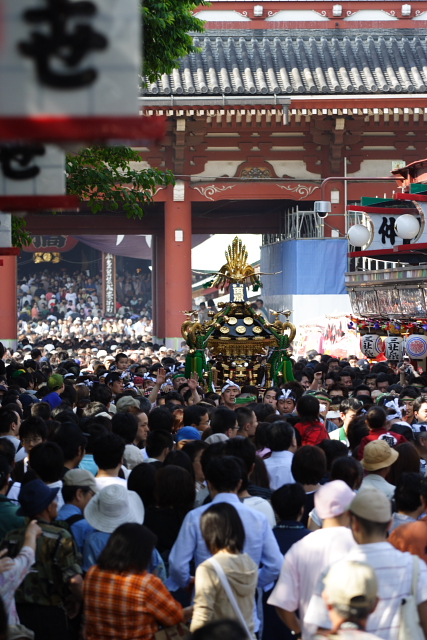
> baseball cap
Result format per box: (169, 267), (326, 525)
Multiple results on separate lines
(314, 480), (355, 520)
(63, 469), (98, 494)
(18, 479), (59, 516)
(350, 487), (392, 523)
(116, 396), (140, 412)
(323, 560), (378, 611)
(362, 439), (399, 471)
(176, 426), (202, 443)
(47, 373), (64, 391)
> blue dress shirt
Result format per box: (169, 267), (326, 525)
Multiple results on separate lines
(167, 492), (283, 591)
(56, 503), (96, 554)
(82, 529), (166, 581)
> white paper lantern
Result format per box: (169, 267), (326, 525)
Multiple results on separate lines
(405, 335), (427, 359)
(385, 336), (403, 361)
(348, 224), (371, 247)
(395, 215), (420, 240)
(361, 335), (383, 359)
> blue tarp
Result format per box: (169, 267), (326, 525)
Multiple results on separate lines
(260, 239), (347, 296)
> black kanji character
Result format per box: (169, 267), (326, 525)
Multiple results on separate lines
(0, 145), (45, 180)
(378, 216), (397, 246)
(18, 0), (108, 89)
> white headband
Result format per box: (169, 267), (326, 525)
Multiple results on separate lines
(279, 389), (295, 401)
(385, 398), (403, 420)
(221, 379), (240, 394)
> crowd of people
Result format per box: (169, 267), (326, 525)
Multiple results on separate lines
(17, 269), (153, 346)
(2, 343), (427, 640)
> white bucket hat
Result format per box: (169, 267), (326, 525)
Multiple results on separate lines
(84, 484), (144, 533)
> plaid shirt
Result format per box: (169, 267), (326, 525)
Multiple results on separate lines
(83, 567), (183, 640)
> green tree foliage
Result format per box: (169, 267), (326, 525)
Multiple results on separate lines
(66, 146), (174, 218)
(13, 0), (205, 247)
(143, 0), (207, 83)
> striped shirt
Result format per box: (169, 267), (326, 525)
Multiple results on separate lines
(83, 567), (183, 640)
(305, 541), (427, 640)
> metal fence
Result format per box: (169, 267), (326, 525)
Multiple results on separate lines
(262, 207), (323, 245)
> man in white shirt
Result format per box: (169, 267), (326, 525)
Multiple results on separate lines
(267, 480), (357, 640)
(264, 421), (296, 490)
(92, 433), (127, 490)
(304, 487), (427, 640)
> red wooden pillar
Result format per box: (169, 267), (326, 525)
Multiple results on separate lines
(0, 256), (17, 350)
(152, 232), (166, 341)
(164, 184), (192, 349)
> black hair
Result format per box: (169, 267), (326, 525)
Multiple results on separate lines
(51, 423), (87, 463)
(0, 408), (19, 435)
(60, 384), (77, 407)
(318, 439), (349, 472)
(29, 441), (64, 483)
(53, 408), (79, 426)
(163, 450), (195, 479)
(211, 406), (237, 435)
(97, 523), (156, 573)
(111, 412), (138, 444)
(291, 445), (327, 485)
(19, 416), (48, 442)
(128, 463), (157, 507)
(223, 437), (256, 473)
(31, 401), (52, 421)
(265, 421), (295, 452)
(339, 398), (363, 414)
(394, 472), (423, 513)
(191, 620), (248, 640)
(148, 407), (174, 433)
(79, 421), (108, 454)
(0, 439), (15, 467)
(399, 386), (421, 401)
(164, 391), (184, 405)
(235, 407), (255, 433)
(353, 383), (371, 394)
(245, 403), (273, 424)
(201, 502), (245, 555)
(184, 405), (209, 427)
(272, 482), (307, 521)
(205, 456), (242, 493)
(115, 353), (128, 364)
(105, 372), (122, 386)
(200, 441), (226, 476)
(347, 417), (370, 453)
(92, 433), (125, 470)
(62, 484), (93, 504)
(296, 395), (320, 423)
(331, 456), (363, 490)
(90, 384), (113, 407)
(294, 369), (314, 384)
(0, 454), (10, 491)
(155, 465), (195, 519)
(181, 440), (208, 463)
(145, 430), (174, 459)
(366, 406), (387, 431)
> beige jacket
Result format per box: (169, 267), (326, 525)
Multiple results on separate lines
(190, 551), (258, 638)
